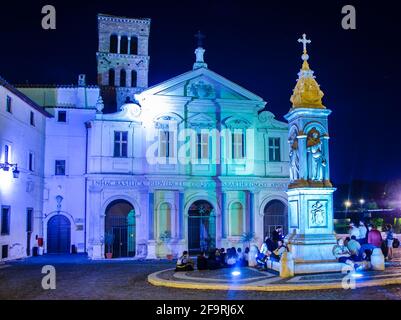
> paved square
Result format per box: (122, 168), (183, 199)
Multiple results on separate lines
(1, 255), (401, 300)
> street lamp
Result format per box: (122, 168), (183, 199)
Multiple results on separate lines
(0, 162), (19, 178)
(344, 200), (352, 209)
(359, 199), (365, 205)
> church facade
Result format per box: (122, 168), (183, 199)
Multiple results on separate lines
(1, 14), (289, 261)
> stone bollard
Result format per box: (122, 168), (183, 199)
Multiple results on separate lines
(280, 251), (295, 278)
(248, 245), (259, 267)
(371, 248), (385, 271)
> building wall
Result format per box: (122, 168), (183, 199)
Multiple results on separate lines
(42, 107), (96, 254)
(0, 85), (47, 261)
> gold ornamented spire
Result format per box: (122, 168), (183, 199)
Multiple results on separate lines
(290, 34), (325, 109)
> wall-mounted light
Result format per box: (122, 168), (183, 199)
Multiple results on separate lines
(0, 162), (19, 179)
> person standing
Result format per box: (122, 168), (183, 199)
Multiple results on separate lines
(386, 224), (394, 260)
(367, 224), (383, 248)
(358, 221), (368, 244)
(349, 222), (360, 239)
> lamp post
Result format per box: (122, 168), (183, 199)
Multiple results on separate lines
(344, 200), (352, 218)
(0, 162), (20, 178)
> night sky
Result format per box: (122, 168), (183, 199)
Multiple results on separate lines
(1, 0), (400, 184)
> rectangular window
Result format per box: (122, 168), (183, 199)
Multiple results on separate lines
(113, 131), (128, 157)
(55, 160), (66, 176)
(268, 137), (281, 162)
(57, 111), (67, 122)
(1, 206), (10, 235)
(6, 96), (12, 113)
(232, 131), (245, 159)
(30, 111), (35, 126)
(159, 130), (175, 158)
(28, 152), (34, 172)
(1, 245), (8, 259)
(196, 133), (209, 159)
(26, 208), (33, 233)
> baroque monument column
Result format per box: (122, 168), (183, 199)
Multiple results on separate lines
(283, 34), (339, 275)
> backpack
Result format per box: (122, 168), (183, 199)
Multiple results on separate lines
(393, 238), (400, 248)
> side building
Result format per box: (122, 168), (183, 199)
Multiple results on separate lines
(0, 77), (50, 261)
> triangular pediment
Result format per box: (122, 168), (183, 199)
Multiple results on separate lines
(136, 68), (264, 102)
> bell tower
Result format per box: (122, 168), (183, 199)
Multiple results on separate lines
(96, 14), (151, 110)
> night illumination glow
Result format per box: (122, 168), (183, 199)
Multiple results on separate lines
(231, 271), (241, 277)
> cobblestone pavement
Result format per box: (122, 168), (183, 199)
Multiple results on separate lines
(1, 254), (401, 300)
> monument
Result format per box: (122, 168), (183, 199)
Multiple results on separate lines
(280, 34), (341, 276)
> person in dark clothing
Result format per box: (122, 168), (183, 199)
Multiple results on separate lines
(219, 248), (227, 267)
(175, 251), (194, 271)
(207, 249), (220, 270)
(197, 251), (208, 270)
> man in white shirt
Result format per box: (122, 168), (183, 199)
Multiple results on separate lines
(349, 222), (360, 239)
(358, 221), (368, 244)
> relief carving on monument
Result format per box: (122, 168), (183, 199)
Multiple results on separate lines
(309, 200), (326, 227)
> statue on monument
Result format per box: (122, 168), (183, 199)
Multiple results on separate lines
(307, 129), (326, 181)
(289, 133), (300, 182)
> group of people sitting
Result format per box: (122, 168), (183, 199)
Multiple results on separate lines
(333, 221), (397, 270)
(175, 223), (398, 273)
(175, 247), (251, 272)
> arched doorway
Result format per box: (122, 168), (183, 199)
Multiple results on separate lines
(188, 200), (215, 255)
(105, 200), (136, 258)
(47, 215), (71, 254)
(263, 200), (287, 239)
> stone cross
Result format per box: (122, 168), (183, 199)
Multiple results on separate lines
(195, 30), (205, 47)
(298, 33), (311, 53)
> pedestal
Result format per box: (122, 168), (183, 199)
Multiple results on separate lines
(283, 187), (342, 275)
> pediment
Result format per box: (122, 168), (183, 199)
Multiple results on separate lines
(136, 68), (264, 102)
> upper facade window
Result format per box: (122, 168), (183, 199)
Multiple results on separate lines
(268, 137), (281, 162)
(55, 160), (66, 176)
(114, 131), (128, 158)
(6, 96), (12, 113)
(232, 130), (245, 159)
(30, 111), (35, 126)
(196, 132), (209, 160)
(159, 130), (175, 158)
(57, 111), (67, 123)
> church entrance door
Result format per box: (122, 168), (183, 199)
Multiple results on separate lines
(105, 200), (136, 258)
(47, 214), (71, 254)
(188, 200), (215, 255)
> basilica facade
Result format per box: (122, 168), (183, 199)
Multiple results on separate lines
(1, 14), (289, 260)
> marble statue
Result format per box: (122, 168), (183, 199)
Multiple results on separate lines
(289, 134), (300, 182)
(307, 130), (326, 181)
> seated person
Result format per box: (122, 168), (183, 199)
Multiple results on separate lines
(268, 240), (288, 262)
(256, 237), (271, 267)
(225, 248), (238, 268)
(354, 249), (372, 271)
(248, 245), (259, 267)
(197, 251), (208, 271)
(175, 251), (194, 272)
(243, 247), (250, 267)
(347, 235), (361, 256)
(333, 238), (359, 269)
(207, 249), (220, 270)
(219, 248), (227, 267)
(237, 247), (245, 267)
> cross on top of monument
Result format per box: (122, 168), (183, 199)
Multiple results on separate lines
(298, 33), (311, 53)
(195, 30), (205, 48)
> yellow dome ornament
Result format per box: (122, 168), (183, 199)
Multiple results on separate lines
(290, 34), (325, 109)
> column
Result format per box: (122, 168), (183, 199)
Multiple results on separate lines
(179, 192), (184, 240)
(147, 192), (157, 259)
(148, 192), (154, 240)
(127, 36), (131, 55)
(297, 134), (308, 181)
(117, 35), (121, 54)
(322, 136), (330, 183)
(221, 193), (226, 238)
(249, 192), (254, 235)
